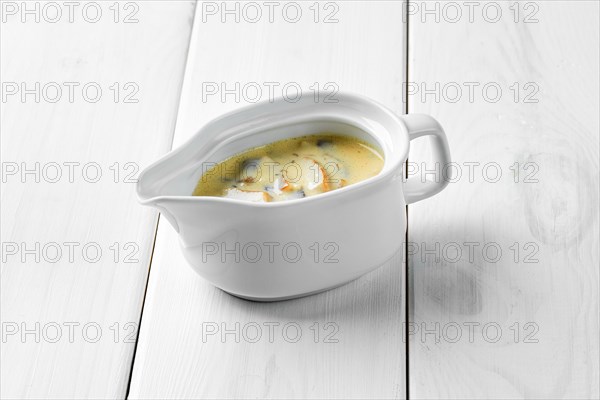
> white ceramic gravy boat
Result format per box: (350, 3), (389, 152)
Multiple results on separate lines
(137, 92), (450, 301)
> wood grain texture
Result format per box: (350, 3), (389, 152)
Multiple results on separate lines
(408, 1), (599, 398)
(128, 2), (407, 399)
(0, 2), (195, 398)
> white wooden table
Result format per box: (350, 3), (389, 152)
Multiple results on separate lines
(1, 1), (598, 399)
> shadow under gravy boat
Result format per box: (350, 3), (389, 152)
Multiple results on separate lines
(137, 92), (450, 301)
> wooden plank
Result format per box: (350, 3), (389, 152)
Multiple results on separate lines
(128, 2), (407, 398)
(0, 2), (195, 398)
(408, 1), (599, 398)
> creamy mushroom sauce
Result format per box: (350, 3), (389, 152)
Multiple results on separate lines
(193, 134), (384, 202)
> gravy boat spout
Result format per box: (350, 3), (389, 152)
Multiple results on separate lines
(136, 92), (450, 301)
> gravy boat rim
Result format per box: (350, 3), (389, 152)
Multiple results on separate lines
(136, 91), (409, 208)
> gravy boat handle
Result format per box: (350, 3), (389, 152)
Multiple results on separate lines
(401, 114), (451, 204)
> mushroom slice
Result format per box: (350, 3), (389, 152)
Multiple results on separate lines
(265, 175), (290, 195)
(238, 156), (278, 186)
(316, 139), (333, 148)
